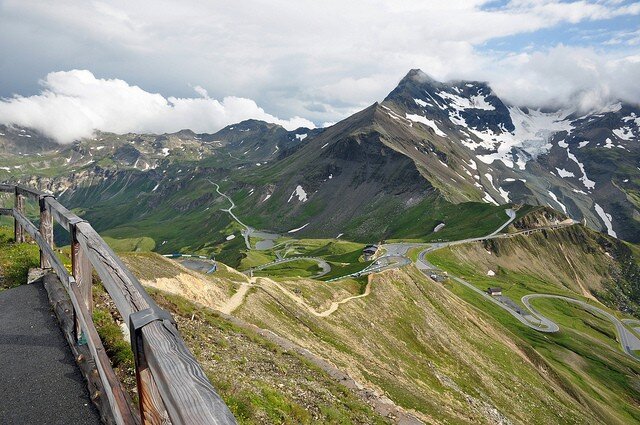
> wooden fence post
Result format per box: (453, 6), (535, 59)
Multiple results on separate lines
(130, 310), (172, 424)
(71, 219), (93, 341)
(14, 188), (25, 243)
(39, 196), (54, 268)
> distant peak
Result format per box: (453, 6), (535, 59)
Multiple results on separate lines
(402, 69), (437, 84)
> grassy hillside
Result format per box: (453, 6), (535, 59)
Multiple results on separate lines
(149, 289), (390, 424)
(426, 225), (640, 317)
(425, 226), (640, 423)
(234, 266), (612, 424)
(0, 226), (40, 290)
(95, 237), (640, 424)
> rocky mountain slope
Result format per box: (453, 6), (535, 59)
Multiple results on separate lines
(381, 69), (639, 241)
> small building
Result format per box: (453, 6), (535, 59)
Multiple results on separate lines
(487, 287), (502, 296)
(363, 244), (379, 261)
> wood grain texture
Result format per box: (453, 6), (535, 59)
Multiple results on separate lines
(137, 367), (171, 424)
(46, 197), (80, 231)
(142, 321), (236, 425)
(39, 197), (54, 268)
(72, 225), (93, 340)
(15, 185), (44, 200)
(14, 192), (24, 243)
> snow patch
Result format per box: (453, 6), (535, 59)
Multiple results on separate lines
(613, 127), (634, 141)
(484, 174), (509, 202)
(483, 192), (499, 205)
(287, 185), (308, 203)
(487, 270), (495, 276)
(437, 91), (495, 111)
(414, 98), (428, 108)
(405, 114), (447, 137)
(295, 133), (308, 141)
(547, 191), (567, 214)
(287, 223), (309, 233)
(556, 168), (575, 178)
(566, 149), (595, 189)
(594, 203), (617, 238)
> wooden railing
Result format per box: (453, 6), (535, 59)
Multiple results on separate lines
(0, 184), (236, 425)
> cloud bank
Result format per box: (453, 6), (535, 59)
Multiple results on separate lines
(0, 70), (314, 143)
(0, 1), (639, 131)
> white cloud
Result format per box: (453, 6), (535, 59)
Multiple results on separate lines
(0, 70), (314, 143)
(483, 45), (640, 110)
(0, 1), (639, 125)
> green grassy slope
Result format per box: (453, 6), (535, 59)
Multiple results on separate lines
(424, 226), (640, 424)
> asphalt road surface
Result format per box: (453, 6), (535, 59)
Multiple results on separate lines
(0, 281), (101, 424)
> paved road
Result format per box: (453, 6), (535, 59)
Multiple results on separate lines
(447, 275), (560, 332)
(411, 211), (640, 361)
(487, 208), (516, 236)
(209, 180), (280, 250)
(523, 294), (640, 359)
(623, 319), (640, 338)
(0, 281), (101, 425)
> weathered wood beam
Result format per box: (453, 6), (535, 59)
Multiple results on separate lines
(75, 221), (236, 424)
(14, 189), (24, 243)
(39, 196), (54, 268)
(71, 220), (93, 341)
(15, 184), (44, 200)
(45, 197), (79, 231)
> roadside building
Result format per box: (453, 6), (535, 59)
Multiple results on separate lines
(487, 287), (502, 296)
(363, 244), (379, 261)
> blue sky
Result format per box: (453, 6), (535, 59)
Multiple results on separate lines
(482, 13), (640, 52)
(0, 0), (639, 142)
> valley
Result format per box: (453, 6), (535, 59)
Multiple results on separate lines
(1, 68), (639, 424)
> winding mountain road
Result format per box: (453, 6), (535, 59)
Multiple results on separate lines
(209, 180), (280, 250)
(410, 210), (640, 361)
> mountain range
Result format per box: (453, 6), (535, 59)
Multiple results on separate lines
(1, 69), (638, 245)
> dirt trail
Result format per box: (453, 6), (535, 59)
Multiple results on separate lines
(225, 275), (374, 318)
(219, 283), (252, 314)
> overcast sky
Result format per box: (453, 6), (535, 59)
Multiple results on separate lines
(1, 0), (639, 143)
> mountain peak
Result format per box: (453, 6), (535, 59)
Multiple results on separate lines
(401, 69), (438, 85)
